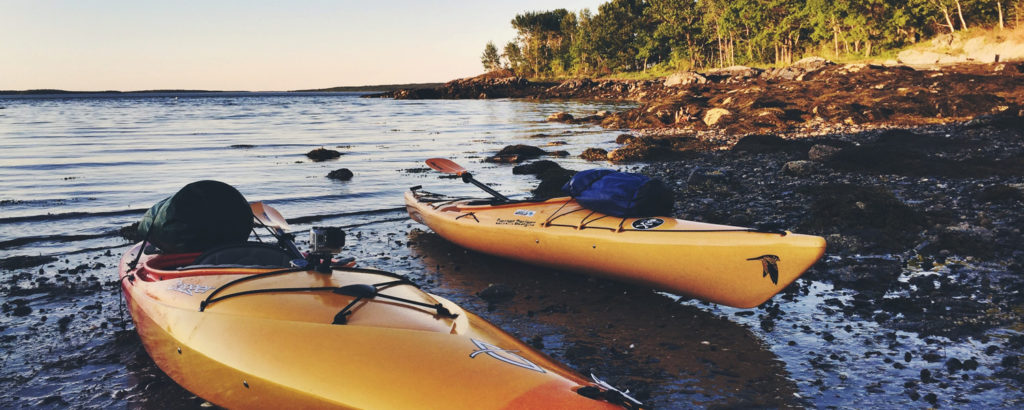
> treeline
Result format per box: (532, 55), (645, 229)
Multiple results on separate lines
(481, 0), (1023, 77)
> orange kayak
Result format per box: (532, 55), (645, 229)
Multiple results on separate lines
(119, 243), (631, 409)
(405, 188), (826, 308)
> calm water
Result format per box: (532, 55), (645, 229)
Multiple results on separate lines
(0, 93), (1018, 408)
(0, 92), (627, 257)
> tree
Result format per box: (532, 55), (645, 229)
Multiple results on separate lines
(646, 0), (704, 69)
(481, 41), (501, 71)
(590, 0), (649, 71)
(502, 42), (525, 75)
(511, 9), (574, 77)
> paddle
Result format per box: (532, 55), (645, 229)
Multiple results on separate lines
(425, 158), (509, 201)
(249, 202), (302, 258)
(251, 202), (291, 233)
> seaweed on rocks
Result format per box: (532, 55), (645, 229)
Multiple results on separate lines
(799, 184), (928, 253)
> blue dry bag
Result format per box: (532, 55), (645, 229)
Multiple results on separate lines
(561, 169), (674, 217)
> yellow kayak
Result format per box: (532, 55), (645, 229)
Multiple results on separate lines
(405, 188), (826, 308)
(118, 243), (630, 409)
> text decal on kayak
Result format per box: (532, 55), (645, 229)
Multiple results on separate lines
(631, 218), (664, 230)
(469, 339), (546, 373)
(169, 280), (214, 296)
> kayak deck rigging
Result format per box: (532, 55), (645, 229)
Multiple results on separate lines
(412, 187), (780, 234)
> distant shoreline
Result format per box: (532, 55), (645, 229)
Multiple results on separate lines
(0, 82), (443, 95)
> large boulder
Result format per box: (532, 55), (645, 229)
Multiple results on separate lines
(702, 108), (734, 127)
(664, 71), (709, 87)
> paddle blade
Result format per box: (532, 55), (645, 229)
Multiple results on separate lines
(250, 202), (291, 231)
(425, 158), (467, 176)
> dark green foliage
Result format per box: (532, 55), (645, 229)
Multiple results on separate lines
(501, 0), (1013, 78)
(481, 41), (501, 71)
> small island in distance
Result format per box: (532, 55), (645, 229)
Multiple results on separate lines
(0, 82), (443, 95)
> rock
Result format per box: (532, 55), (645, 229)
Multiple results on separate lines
(12, 304), (31, 316)
(514, 160), (576, 198)
(615, 134), (636, 144)
(825, 129), (1021, 177)
(766, 57), (834, 81)
(946, 358), (964, 372)
(822, 258), (904, 291)
(977, 184), (1024, 203)
(580, 148), (609, 161)
(801, 184), (928, 253)
(703, 108), (734, 127)
(486, 145), (547, 163)
(783, 160), (816, 176)
(512, 160), (564, 176)
(326, 168), (353, 181)
(664, 71), (708, 87)
(547, 112), (574, 122)
(607, 146), (655, 162)
(686, 167), (732, 193)
(921, 223), (998, 259)
(306, 147), (342, 161)
(1, 255), (57, 270)
(732, 134), (809, 154)
(706, 65), (762, 81)
(478, 283), (516, 302)
(792, 56), (833, 70)
(808, 144), (842, 162)
(391, 88), (441, 99)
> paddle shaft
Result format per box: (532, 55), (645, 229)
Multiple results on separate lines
(462, 172), (509, 202)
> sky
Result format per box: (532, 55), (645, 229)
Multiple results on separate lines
(0, 1), (604, 91)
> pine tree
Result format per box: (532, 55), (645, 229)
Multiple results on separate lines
(481, 41), (501, 72)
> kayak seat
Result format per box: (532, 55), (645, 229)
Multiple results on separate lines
(186, 242), (294, 269)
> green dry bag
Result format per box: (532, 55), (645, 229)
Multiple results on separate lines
(137, 180), (253, 253)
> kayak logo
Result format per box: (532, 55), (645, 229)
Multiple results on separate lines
(513, 209), (535, 217)
(747, 254), (780, 285)
(469, 338), (546, 373)
(169, 280), (214, 296)
(631, 218), (664, 230)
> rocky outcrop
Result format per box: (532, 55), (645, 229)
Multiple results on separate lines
(377, 72), (554, 100)
(512, 160), (576, 198)
(306, 147), (342, 161)
(580, 148), (609, 161)
(602, 62), (1024, 136)
(486, 144), (564, 163)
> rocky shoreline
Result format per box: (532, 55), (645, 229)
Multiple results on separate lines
(380, 59), (1024, 397)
